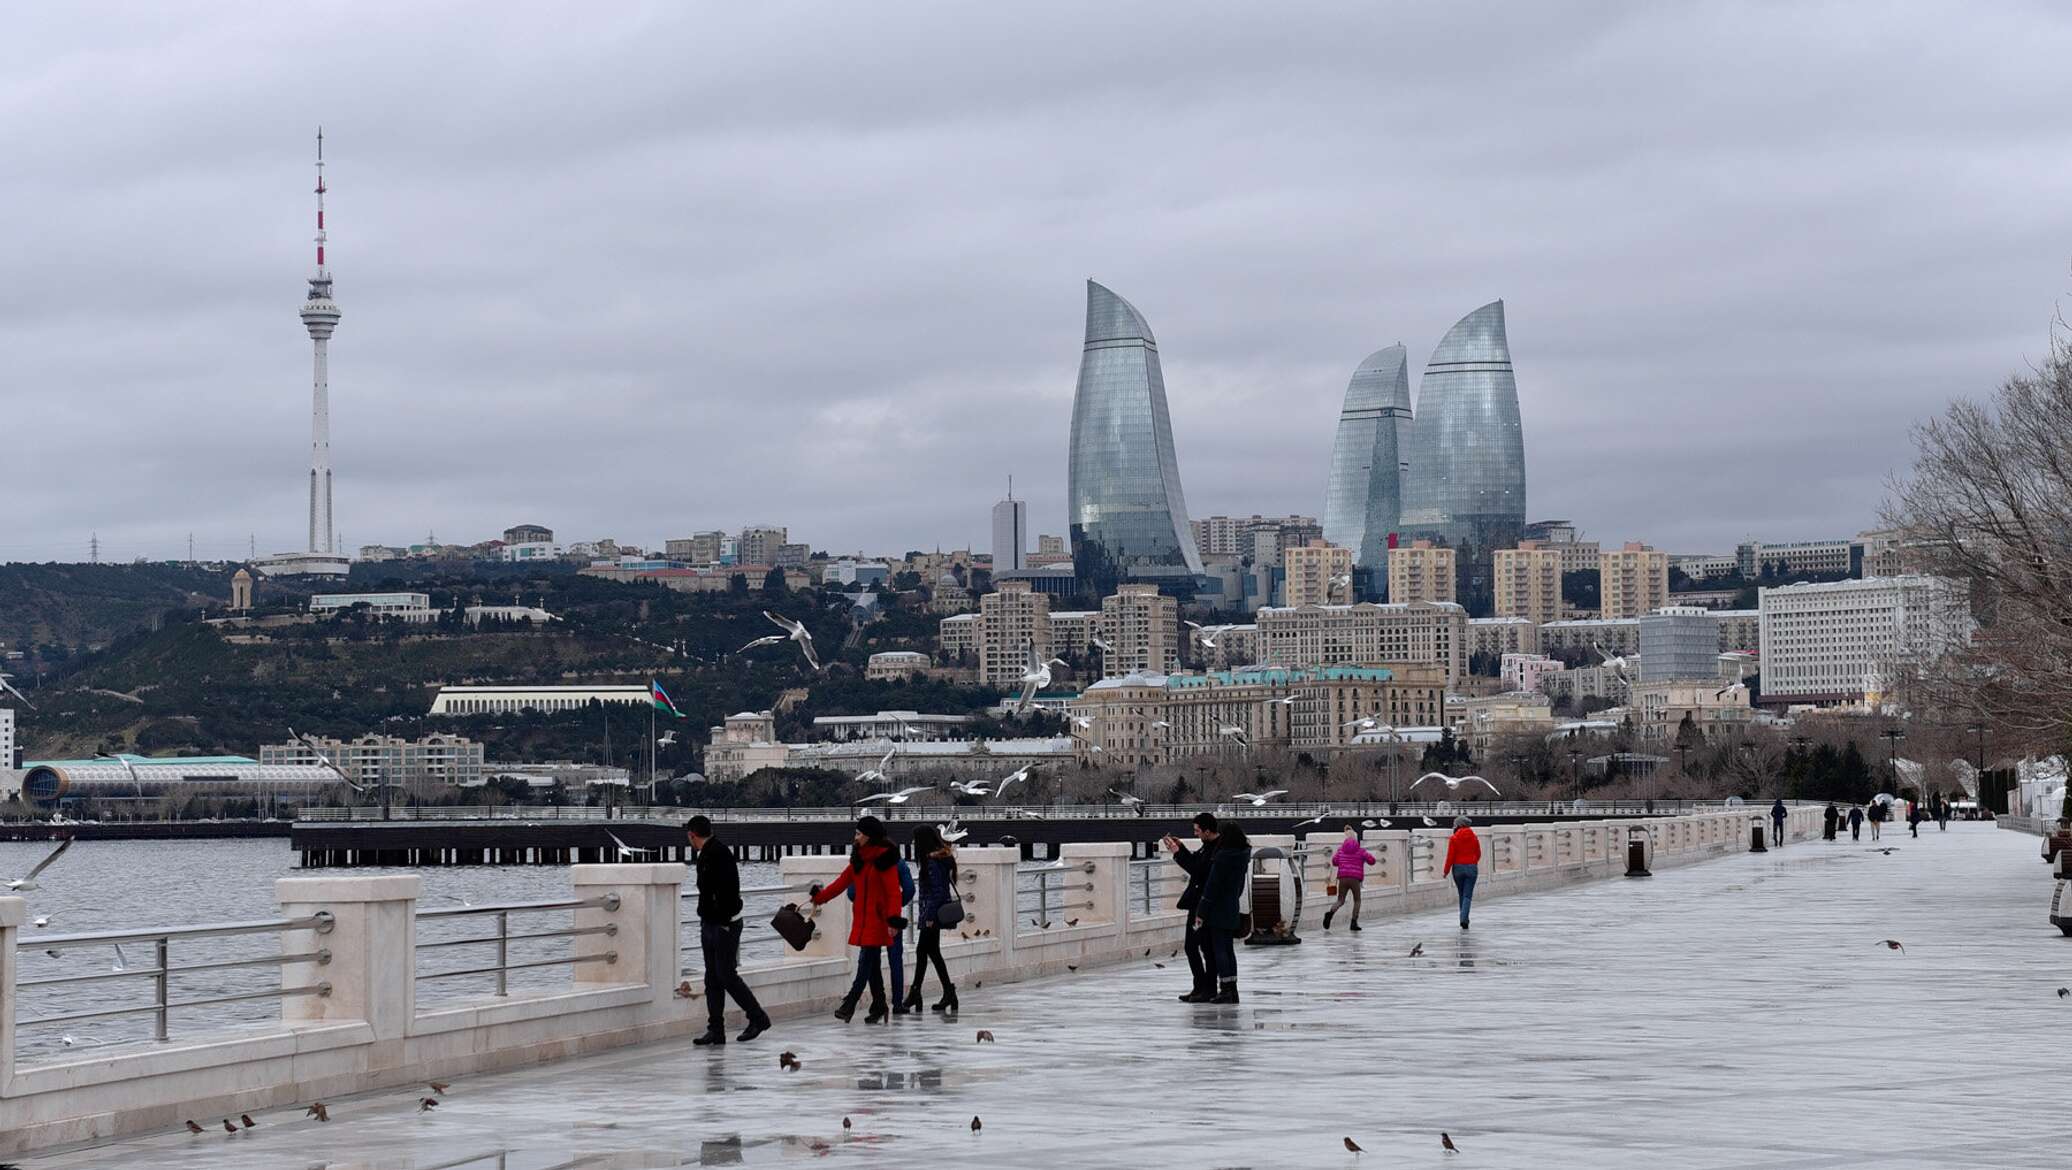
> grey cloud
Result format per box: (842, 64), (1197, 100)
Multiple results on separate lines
(5, 1), (2071, 564)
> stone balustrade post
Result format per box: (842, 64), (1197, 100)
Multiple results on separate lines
(1484, 826), (1524, 879)
(571, 863), (685, 991)
(1058, 842), (1130, 936)
(1525, 826), (1556, 873)
(1, 896), (21, 1090)
(1365, 830), (1410, 898)
(950, 846), (1020, 957)
(275, 875), (419, 1041)
(1303, 832), (1344, 913)
(777, 854), (854, 963)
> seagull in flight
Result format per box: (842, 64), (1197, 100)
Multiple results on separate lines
(1014, 641), (1068, 716)
(994, 763), (1039, 797)
(1069, 714), (1094, 730)
(656, 730), (678, 748)
(1292, 812), (1333, 828)
(5, 837), (73, 892)
(93, 749), (144, 792)
(738, 634), (786, 653)
(853, 743), (899, 785)
(1091, 635), (1114, 653)
(0, 666), (35, 710)
(949, 780), (993, 797)
(857, 786), (933, 805)
(763, 610), (822, 671)
(1267, 696), (1296, 707)
(1185, 621), (1233, 649)
(289, 729), (375, 791)
(1218, 725), (1250, 748)
(1410, 773), (1501, 797)
(1150, 719), (1171, 730)
(606, 832), (654, 859)
(937, 821), (970, 843)
(1229, 790), (1287, 807)
(1344, 717), (1382, 732)
(1108, 789), (1145, 808)
(1715, 681), (1748, 700)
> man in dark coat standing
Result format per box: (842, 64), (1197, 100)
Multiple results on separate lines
(688, 815), (772, 1045)
(1163, 813), (1219, 1003)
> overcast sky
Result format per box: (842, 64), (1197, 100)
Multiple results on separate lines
(5, 1), (2070, 565)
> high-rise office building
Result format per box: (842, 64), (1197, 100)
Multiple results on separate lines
(1067, 281), (1204, 594)
(1758, 575), (1971, 704)
(1322, 345), (1410, 581)
(1387, 540), (1457, 605)
(991, 487), (1027, 574)
(1398, 301), (1526, 614)
(1638, 606), (1723, 682)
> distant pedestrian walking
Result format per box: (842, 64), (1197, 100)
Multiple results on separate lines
(809, 815), (906, 1025)
(1195, 821), (1253, 1004)
(685, 816), (771, 1046)
(903, 824), (959, 1015)
(1770, 798), (1788, 845)
(1822, 802), (1839, 841)
(1848, 805), (1864, 842)
(1442, 816), (1481, 930)
(1935, 793), (1951, 831)
(1908, 801), (1923, 838)
(1164, 813), (1220, 1003)
(1323, 825), (1377, 932)
(1868, 800), (1884, 841)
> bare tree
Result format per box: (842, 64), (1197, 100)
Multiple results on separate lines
(1886, 342), (2072, 761)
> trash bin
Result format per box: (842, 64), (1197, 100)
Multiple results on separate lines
(1749, 816), (1768, 854)
(1625, 825), (1652, 877)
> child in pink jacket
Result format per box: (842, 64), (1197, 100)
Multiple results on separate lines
(1322, 825), (1377, 932)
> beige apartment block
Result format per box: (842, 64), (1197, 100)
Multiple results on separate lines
(1599, 542), (1670, 619)
(978, 580), (1052, 687)
(1285, 539), (1355, 607)
(1493, 540), (1564, 626)
(1387, 540), (1457, 605)
(1099, 583), (1178, 675)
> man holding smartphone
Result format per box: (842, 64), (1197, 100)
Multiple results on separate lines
(1163, 812), (1219, 1003)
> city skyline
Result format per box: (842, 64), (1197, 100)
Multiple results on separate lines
(7, 4), (2072, 564)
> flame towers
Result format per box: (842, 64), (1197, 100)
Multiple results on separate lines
(1397, 300), (1526, 614)
(1067, 280), (1204, 596)
(1322, 344), (1411, 584)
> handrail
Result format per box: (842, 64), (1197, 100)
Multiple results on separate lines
(28, 913), (334, 949)
(417, 953), (616, 983)
(412, 893), (621, 998)
(416, 893), (619, 920)
(18, 983), (331, 1030)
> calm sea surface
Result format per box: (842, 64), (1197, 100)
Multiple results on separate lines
(0, 838), (781, 1060)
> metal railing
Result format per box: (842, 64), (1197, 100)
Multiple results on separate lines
(678, 881), (814, 974)
(414, 894), (620, 996)
(1016, 861), (1095, 930)
(1127, 858), (1185, 917)
(295, 798), (1805, 825)
(15, 915), (335, 1042)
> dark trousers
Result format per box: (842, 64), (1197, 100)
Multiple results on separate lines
(1851, 822), (1861, 840)
(1183, 917), (1214, 990)
(889, 932), (905, 1004)
(911, 924), (952, 997)
(844, 945), (887, 1006)
(700, 920), (767, 1033)
(1208, 928), (1239, 982)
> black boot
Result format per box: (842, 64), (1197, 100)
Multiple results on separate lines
(1209, 981), (1240, 1004)
(692, 1027), (726, 1047)
(833, 992), (860, 1023)
(1322, 908), (1335, 931)
(736, 1016), (770, 1043)
(1180, 982), (1215, 1003)
(902, 986), (924, 1014)
(864, 996), (890, 1025)
(1348, 919), (1361, 932)
(933, 985), (959, 1013)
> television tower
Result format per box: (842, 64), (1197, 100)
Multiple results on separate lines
(300, 129), (341, 554)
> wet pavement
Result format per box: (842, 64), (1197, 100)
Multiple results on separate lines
(27, 823), (2068, 1169)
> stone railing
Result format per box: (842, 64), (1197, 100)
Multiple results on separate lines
(0, 804), (1819, 1155)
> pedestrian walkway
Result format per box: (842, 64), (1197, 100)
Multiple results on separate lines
(33, 825), (2066, 1169)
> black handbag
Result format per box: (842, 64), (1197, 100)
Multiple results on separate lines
(934, 865), (965, 927)
(770, 903), (816, 951)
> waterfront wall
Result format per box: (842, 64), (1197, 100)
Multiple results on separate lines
(0, 804), (1821, 1155)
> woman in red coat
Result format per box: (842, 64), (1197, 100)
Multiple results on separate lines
(809, 816), (907, 1023)
(1440, 816), (1481, 930)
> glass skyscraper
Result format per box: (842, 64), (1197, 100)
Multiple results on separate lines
(1068, 280), (1205, 596)
(1398, 300), (1526, 615)
(1322, 344), (1411, 586)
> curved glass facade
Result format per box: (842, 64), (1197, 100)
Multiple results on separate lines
(1068, 280), (1205, 595)
(1399, 300), (1526, 615)
(1322, 345), (1409, 580)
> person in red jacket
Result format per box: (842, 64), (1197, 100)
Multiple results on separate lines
(1441, 816), (1481, 930)
(809, 815), (907, 1024)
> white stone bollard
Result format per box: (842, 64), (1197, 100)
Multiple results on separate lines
(275, 874), (419, 1039)
(571, 863), (684, 991)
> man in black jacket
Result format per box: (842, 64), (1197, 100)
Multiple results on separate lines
(688, 816), (771, 1045)
(1162, 812), (1219, 1003)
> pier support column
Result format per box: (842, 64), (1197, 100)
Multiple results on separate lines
(275, 874), (420, 1042)
(0, 897), (22, 1089)
(571, 863), (685, 992)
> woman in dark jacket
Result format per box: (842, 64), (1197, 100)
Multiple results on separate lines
(1193, 821), (1252, 1004)
(809, 816), (906, 1023)
(902, 825), (960, 1014)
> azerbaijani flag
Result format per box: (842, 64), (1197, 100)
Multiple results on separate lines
(650, 680), (685, 719)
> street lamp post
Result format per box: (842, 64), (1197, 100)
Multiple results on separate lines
(1882, 726), (1907, 796)
(1569, 747), (1584, 804)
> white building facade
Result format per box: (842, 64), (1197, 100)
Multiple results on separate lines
(1757, 575), (1971, 705)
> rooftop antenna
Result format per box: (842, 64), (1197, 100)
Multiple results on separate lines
(89, 532), (99, 564)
